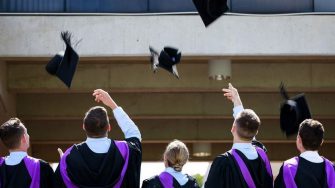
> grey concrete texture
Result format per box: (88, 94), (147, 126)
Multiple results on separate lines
(1, 15), (335, 57)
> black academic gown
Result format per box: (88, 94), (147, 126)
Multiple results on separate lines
(55, 137), (142, 188)
(0, 159), (56, 188)
(205, 142), (273, 188)
(142, 174), (200, 188)
(274, 156), (335, 188)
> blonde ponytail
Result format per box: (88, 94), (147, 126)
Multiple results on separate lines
(164, 140), (189, 172)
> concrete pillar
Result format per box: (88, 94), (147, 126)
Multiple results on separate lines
(0, 61), (16, 156)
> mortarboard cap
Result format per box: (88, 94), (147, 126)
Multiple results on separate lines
(46, 31), (79, 88)
(149, 46), (181, 79)
(192, 0), (229, 27)
(279, 83), (312, 137)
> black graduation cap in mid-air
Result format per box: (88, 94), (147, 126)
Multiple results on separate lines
(149, 46), (181, 79)
(192, 0), (229, 27)
(279, 83), (312, 137)
(46, 31), (80, 88)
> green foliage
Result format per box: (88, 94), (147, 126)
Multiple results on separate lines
(192, 173), (204, 187)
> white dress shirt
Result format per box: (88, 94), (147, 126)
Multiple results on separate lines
(300, 151), (324, 163)
(86, 106), (141, 154)
(86, 137), (112, 153)
(233, 105), (244, 119)
(165, 167), (188, 186)
(113, 107), (141, 140)
(232, 143), (258, 160)
(5, 151), (27, 165)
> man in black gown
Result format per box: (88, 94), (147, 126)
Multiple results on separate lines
(205, 83), (273, 188)
(274, 119), (335, 188)
(0, 118), (56, 188)
(55, 89), (142, 187)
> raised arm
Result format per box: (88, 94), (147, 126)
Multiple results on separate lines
(93, 89), (141, 140)
(222, 83), (244, 118)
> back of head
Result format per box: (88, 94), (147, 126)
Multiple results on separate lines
(234, 109), (261, 140)
(84, 106), (109, 138)
(298, 119), (324, 151)
(164, 140), (189, 172)
(0, 118), (26, 150)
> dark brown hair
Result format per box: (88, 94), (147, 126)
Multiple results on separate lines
(0, 118), (26, 149)
(83, 106), (109, 138)
(234, 109), (260, 140)
(299, 119), (324, 151)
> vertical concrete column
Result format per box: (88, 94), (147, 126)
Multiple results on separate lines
(0, 61), (16, 156)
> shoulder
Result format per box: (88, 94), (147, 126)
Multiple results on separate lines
(321, 157), (335, 171)
(284, 156), (299, 165)
(74, 142), (87, 149)
(38, 159), (54, 170)
(252, 140), (267, 152)
(213, 152), (232, 164)
(208, 152), (233, 172)
(124, 137), (142, 152)
(66, 142), (88, 154)
(125, 137), (141, 146)
(186, 175), (200, 187)
(142, 175), (161, 187)
(38, 159), (50, 165)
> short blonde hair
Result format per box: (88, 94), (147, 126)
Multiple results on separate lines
(164, 140), (189, 172)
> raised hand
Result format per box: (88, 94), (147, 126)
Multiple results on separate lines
(92, 89), (118, 110)
(222, 83), (243, 107)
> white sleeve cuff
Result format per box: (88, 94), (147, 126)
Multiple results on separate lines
(233, 105), (244, 119)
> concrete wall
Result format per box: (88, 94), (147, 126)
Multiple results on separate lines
(0, 61), (16, 156)
(0, 62), (16, 122)
(1, 15), (335, 58)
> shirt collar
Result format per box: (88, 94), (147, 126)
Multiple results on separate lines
(8, 151), (27, 158)
(300, 150), (323, 163)
(165, 167), (178, 173)
(165, 167), (188, 186)
(86, 137), (108, 142)
(232, 143), (253, 150)
(6, 151), (28, 165)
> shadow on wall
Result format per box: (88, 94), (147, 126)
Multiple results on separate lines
(1, 0), (335, 13)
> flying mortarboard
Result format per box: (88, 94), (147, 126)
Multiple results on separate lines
(46, 31), (80, 88)
(279, 83), (312, 137)
(149, 46), (182, 79)
(192, 0), (229, 27)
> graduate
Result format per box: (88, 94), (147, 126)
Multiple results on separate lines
(55, 89), (142, 188)
(274, 119), (335, 188)
(0, 118), (56, 188)
(205, 83), (273, 188)
(142, 140), (200, 188)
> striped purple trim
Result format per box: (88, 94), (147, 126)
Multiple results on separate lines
(255, 147), (273, 177)
(231, 149), (256, 188)
(284, 157), (335, 188)
(283, 157), (299, 188)
(0, 156), (40, 188)
(60, 146), (77, 188)
(323, 157), (335, 188)
(231, 147), (272, 188)
(158, 172), (174, 188)
(60, 140), (129, 188)
(23, 156), (41, 188)
(113, 140), (130, 188)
